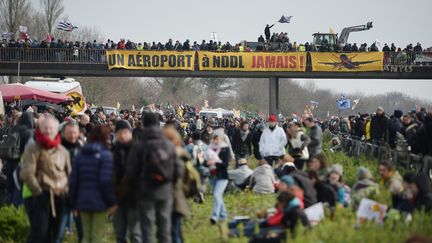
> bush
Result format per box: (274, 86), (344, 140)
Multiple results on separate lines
(0, 206), (29, 243)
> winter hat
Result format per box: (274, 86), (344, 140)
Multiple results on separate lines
(376, 106), (384, 112)
(257, 123), (265, 130)
(268, 115), (277, 123)
(393, 110), (403, 119)
(357, 167), (372, 180)
(330, 164), (343, 176)
(142, 112), (158, 127)
(115, 120), (132, 132)
(280, 175), (296, 186)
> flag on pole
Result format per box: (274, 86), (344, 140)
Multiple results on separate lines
(1, 32), (13, 39)
(57, 21), (78, 32)
(337, 99), (351, 110)
(278, 15), (293, 23)
(352, 99), (360, 110)
(19, 25), (28, 33)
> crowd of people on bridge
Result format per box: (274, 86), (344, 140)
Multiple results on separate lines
(0, 102), (431, 243)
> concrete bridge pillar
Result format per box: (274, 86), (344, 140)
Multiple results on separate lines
(269, 76), (279, 116)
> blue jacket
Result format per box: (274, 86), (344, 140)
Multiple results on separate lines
(69, 143), (116, 212)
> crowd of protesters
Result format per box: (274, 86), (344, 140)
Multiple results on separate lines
(325, 106), (432, 156)
(0, 103), (431, 243)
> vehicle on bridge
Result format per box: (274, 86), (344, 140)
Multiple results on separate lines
(312, 22), (373, 50)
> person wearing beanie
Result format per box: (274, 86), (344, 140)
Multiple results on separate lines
(278, 175), (305, 209)
(251, 123), (265, 160)
(112, 119), (141, 243)
(387, 110), (404, 149)
(351, 167), (379, 210)
(371, 106), (389, 145)
(259, 115), (287, 166)
(124, 111), (181, 243)
(249, 160), (276, 194)
(228, 158), (253, 190)
(326, 164), (350, 207)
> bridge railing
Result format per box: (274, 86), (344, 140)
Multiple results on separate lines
(1, 48), (432, 67)
(0, 48), (106, 63)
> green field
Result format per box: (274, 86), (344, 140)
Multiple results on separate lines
(1, 135), (432, 243)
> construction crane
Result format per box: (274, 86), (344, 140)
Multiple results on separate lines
(312, 22), (373, 50)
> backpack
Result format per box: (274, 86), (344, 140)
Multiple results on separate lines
(141, 139), (174, 187)
(0, 131), (21, 160)
(183, 160), (201, 198)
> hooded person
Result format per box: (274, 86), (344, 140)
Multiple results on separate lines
(351, 167), (379, 210)
(5, 111), (34, 206)
(370, 106), (389, 145)
(124, 112), (182, 243)
(259, 115), (287, 166)
(387, 110), (404, 149)
(252, 123), (265, 160)
(112, 120), (141, 243)
(205, 128), (231, 225)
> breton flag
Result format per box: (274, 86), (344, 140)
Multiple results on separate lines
(278, 15), (293, 23)
(57, 21), (78, 32)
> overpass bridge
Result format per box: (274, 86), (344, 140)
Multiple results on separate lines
(1, 48), (432, 113)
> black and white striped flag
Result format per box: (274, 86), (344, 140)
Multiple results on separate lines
(57, 21), (78, 32)
(278, 15), (293, 23)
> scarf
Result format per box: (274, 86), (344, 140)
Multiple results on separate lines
(35, 129), (61, 149)
(240, 130), (249, 142)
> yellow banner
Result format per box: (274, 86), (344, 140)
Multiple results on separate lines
(311, 52), (384, 72)
(198, 52), (307, 71)
(106, 50), (196, 70)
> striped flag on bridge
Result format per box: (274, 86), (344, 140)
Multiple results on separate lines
(278, 15), (293, 23)
(57, 21), (78, 32)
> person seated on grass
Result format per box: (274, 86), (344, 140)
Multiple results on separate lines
(395, 172), (432, 213)
(274, 154), (296, 178)
(277, 175), (304, 209)
(249, 160), (276, 194)
(308, 170), (337, 217)
(351, 167), (379, 211)
(326, 164), (351, 207)
(378, 160), (403, 206)
(228, 191), (292, 237)
(249, 191), (310, 243)
(307, 154), (330, 180)
(228, 158), (253, 190)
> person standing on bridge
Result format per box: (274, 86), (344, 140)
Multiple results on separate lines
(264, 24), (275, 41)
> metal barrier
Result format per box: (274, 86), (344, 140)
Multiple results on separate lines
(333, 134), (432, 180)
(0, 48), (107, 63)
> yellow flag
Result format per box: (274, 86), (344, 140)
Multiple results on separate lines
(116, 102), (121, 110)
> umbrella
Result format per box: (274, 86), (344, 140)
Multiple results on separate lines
(0, 84), (72, 104)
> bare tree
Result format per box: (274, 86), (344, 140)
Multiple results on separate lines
(200, 78), (233, 106)
(39, 0), (64, 34)
(0, 0), (32, 38)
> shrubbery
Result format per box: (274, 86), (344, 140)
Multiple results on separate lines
(0, 206), (29, 243)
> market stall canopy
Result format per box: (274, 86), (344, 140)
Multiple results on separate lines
(0, 84), (72, 104)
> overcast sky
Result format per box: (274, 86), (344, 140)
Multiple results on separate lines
(33, 0), (432, 101)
